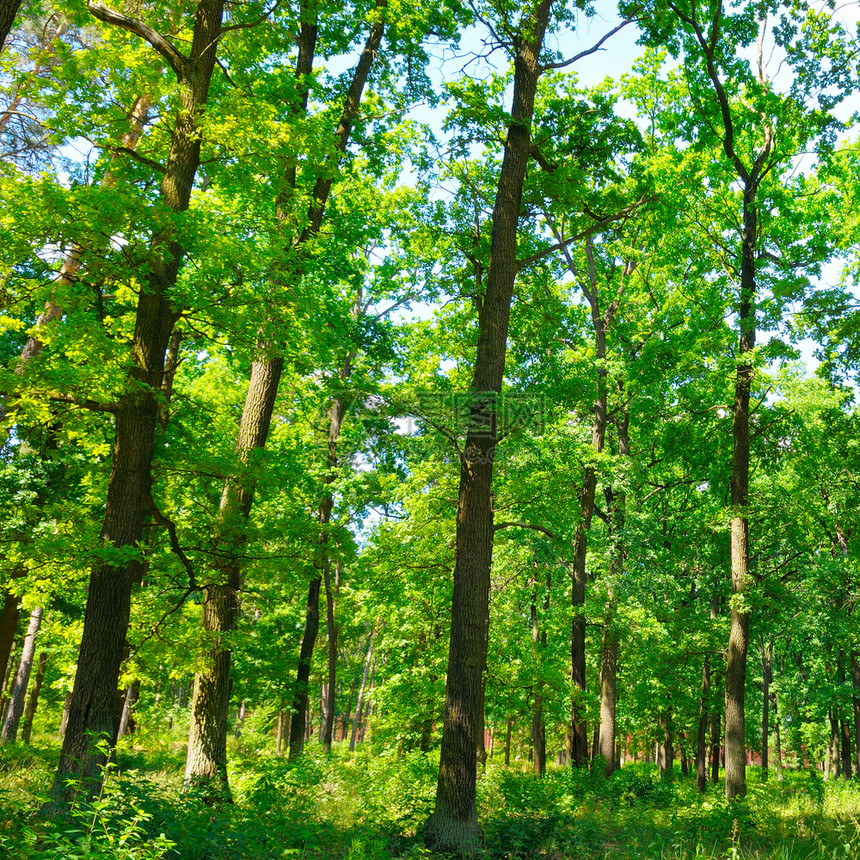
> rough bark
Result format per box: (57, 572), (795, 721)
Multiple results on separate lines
(663, 0), (771, 803)
(185, 358), (282, 789)
(49, 0), (224, 808)
(0, 591), (20, 686)
(0, 0), (21, 53)
(553, 238), (625, 768)
(724, 187), (755, 801)
(423, 4), (551, 853)
(598, 634), (618, 777)
(570, 463), (597, 766)
(1, 606), (42, 741)
(183, 9), (317, 790)
(20, 651), (47, 743)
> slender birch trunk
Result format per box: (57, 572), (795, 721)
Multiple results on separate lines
(350, 633), (375, 752)
(1, 606), (42, 741)
(20, 651), (47, 743)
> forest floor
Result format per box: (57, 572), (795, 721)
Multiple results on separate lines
(1, 735), (859, 860)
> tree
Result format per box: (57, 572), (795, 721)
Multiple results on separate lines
(423, 0), (553, 851)
(634, 0), (852, 798)
(46, 0), (226, 805)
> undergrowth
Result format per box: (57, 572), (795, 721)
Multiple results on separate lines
(1, 740), (859, 859)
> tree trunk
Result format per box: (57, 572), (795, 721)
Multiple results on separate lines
(184, 581), (241, 792)
(570, 465), (596, 768)
(117, 680), (140, 737)
(669, 8), (769, 803)
(20, 651), (47, 743)
(341, 675), (359, 743)
(696, 655), (711, 792)
(423, 6), (551, 853)
(0, 650), (15, 720)
(599, 407), (628, 779)
(657, 712), (673, 782)
(504, 716), (512, 766)
(0, 592), (20, 686)
(275, 710), (287, 755)
(761, 638), (771, 781)
(0, 0), (21, 54)
(840, 716), (852, 780)
(556, 240), (626, 769)
(772, 692), (783, 780)
(187, 5), (382, 779)
(358, 658), (374, 744)
(289, 575), (322, 758)
(598, 634), (618, 777)
(322, 560), (340, 752)
(1, 606), (42, 742)
(49, 0), (225, 808)
(235, 701), (247, 737)
(851, 651), (860, 780)
(725, 189), (756, 800)
(292, 395), (348, 759)
(530, 570), (548, 776)
(531, 687), (545, 777)
(826, 708), (839, 779)
(350, 631), (375, 752)
(184, 343), (286, 790)
(58, 691), (71, 738)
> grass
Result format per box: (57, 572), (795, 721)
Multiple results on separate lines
(1, 735), (859, 859)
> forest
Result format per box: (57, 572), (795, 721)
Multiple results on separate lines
(1, 0), (860, 856)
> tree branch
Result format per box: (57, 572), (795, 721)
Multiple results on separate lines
(541, 19), (634, 70)
(108, 145), (165, 173)
(222, 0), (282, 31)
(87, 1), (189, 80)
(493, 521), (556, 539)
(521, 196), (655, 271)
(50, 393), (117, 414)
(147, 495), (197, 590)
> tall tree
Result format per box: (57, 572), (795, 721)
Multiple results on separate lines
(423, 0), (552, 851)
(0, 0), (21, 53)
(0, 604), (41, 741)
(47, 0), (225, 805)
(185, 0), (389, 786)
(634, 0), (852, 798)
